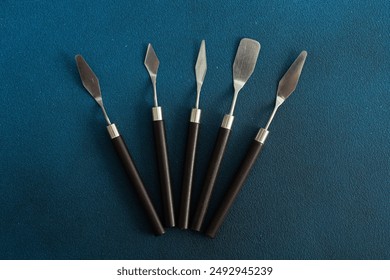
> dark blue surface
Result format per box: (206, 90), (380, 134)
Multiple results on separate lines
(0, 1), (389, 259)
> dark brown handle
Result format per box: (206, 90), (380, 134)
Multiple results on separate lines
(205, 139), (264, 238)
(178, 121), (200, 229)
(191, 126), (231, 231)
(111, 135), (165, 235)
(153, 120), (175, 227)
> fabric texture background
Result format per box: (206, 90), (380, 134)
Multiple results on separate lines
(0, 0), (388, 259)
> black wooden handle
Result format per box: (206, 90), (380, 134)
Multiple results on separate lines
(191, 126), (231, 231)
(111, 135), (165, 235)
(178, 121), (200, 229)
(153, 120), (175, 227)
(205, 139), (264, 238)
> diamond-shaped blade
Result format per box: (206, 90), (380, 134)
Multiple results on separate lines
(144, 43), (159, 80)
(75, 54), (102, 103)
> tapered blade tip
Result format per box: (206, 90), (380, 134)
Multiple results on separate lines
(145, 43), (153, 62)
(199, 40), (206, 57)
(75, 54), (86, 69)
(298, 51), (308, 65)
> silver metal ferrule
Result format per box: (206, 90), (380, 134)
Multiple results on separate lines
(255, 128), (269, 144)
(152, 106), (163, 121)
(107, 123), (120, 139)
(190, 108), (201, 123)
(221, 114), (234, 130)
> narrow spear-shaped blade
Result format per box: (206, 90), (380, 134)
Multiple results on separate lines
(195, 40), (207, 88)
(75, 55), (102, 104)
(277, 51), (307, 101)
(233, 38), (261, 92)
(144, 44), (159, 82)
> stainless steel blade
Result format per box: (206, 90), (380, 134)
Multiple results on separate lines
(233, 38), (261, 93)
(144, 44), (160, 107)
(263, 51), (308, 130)
(195, 40), (207, 108)
(228, 38), (261, 115)
(75, 54), (111, 125)
(144, 43), (159, 83)
(195, 40), (207, 90)
(277, 51), (307, 101)
(75, 55), (102, 105)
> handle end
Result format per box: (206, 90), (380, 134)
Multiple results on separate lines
(204, 139), (264, 237)
(190, 222), (202, 232)
(111, 135), (165, 235)
(205, 228), (217, 238)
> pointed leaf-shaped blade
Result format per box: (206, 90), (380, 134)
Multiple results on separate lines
(75, 55), (102, 103)
(195, 40), (207, 87)
(277, 51), (307, 101)
(144, 43), (159, 80)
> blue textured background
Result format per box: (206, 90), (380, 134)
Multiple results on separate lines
(0, 1), (389, 259)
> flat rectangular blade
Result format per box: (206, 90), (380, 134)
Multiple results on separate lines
(233, 38), (261, 91)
